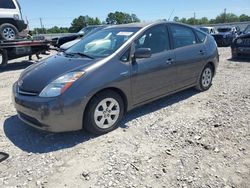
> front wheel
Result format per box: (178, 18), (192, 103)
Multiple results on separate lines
(196, 64), (214, 91)
(84, 90), (124, 135)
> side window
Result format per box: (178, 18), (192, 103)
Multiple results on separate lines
(120, 48), (130, 62)
(195, 30), (207, 43)
(135, 25), (170, 54)
(170, 25), (197, 48)
(0, 0), (16, 9)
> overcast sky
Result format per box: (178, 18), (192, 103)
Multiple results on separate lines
(18, 0), (250, 28)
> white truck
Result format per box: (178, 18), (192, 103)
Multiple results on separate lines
(0, 0), (27, 40)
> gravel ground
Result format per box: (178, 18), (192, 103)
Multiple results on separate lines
(0, 48), (249, 188)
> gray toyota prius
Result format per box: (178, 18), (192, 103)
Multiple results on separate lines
(13, 21), (219, 135)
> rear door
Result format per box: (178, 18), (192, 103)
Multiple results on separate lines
(168, 24), (207, 89)
(131, 24), (176, 104)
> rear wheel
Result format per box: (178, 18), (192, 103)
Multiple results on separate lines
(84, 90), (124, 135)
(0, 23), (19, 40)
(0, 49), (8, 67)
(196, 64), (214, 91)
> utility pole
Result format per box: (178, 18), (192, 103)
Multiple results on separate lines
(39, 18), (43, 29)
(224, 8), (227, 23)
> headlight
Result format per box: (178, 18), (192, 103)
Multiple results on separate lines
(236, 39), (243, 44)
(39, 71), (85, 97)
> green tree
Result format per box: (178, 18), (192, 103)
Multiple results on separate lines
(173, 16), (179, 22)
(214, 13), (239, 23)
(46, 26), (69, 33)
(179, 18), (187, 24)
(239, 14), (250, 22)
(198, 17), (209, 25)
(69, 15), (101, 33)
(106, 12), (140, 24)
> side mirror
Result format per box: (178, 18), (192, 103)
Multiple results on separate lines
(134, 48), (152, 59)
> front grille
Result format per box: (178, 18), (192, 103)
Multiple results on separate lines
(18, 87), (38, 96)
(18, 111), (45, 128)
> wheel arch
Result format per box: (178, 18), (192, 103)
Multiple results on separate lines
(82, 87), (128, 127)
(0, 18), (19, 30)
(206, 61), (216, 75)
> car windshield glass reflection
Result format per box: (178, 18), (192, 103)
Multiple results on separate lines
(66, 27), (140, 58)
(244, 26), (250, 33)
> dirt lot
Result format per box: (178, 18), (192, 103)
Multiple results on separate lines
(0, 48), (249, 188)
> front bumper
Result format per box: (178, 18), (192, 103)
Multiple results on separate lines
(231, 46), (250, 58)
(213, 35), (233, 47)
(12, 83), (86, 132)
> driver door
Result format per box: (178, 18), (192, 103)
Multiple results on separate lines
(131, 24), (176, 104)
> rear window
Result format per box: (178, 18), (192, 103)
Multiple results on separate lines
(170, 24), (197, 48)
(0, 0), (16, 9)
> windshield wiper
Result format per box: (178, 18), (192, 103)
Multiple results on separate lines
(64, 52), (94, 59)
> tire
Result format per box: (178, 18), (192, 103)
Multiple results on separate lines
(0, 23), (19, 40)
(195, 64), (214, 91)
(84, 90), (124, 135)
(0, 49), (8, 67)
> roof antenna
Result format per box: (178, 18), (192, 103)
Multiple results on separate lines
(168, 9), (175, 21)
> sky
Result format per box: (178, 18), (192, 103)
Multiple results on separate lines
(18, 0), (250, 29)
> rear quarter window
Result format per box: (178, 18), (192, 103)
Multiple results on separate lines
(170, 24), (197, 48)
(0, 0), (16, 9)
(195, 30), (207, 43)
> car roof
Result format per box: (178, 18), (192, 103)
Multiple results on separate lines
(104, 21), (193, 30)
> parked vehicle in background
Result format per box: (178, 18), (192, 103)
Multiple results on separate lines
(212, 26), (241, 47)
(59, 26), (106, 51)
(198, 27), (216, 34)
(243, 25), (250, 34)
(52, 25), (105, 48)
(0, 0), (27, 40)
(231, 25), (250, 58)
(13, 21), (219, 135)
(0, 39), (51, 67)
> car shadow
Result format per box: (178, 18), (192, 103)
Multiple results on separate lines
(3, 88), (198, 154)
(0, 61), (33, 73)
(228, 57), (250, 63)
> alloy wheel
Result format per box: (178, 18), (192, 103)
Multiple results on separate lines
(3, 27), (16, 40)
(94, 98), (120, 129)
(201, 67), (212, 88)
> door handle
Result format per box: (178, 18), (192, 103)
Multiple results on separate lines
(198, 50), (205, 55)
(166, 58), (174, 65)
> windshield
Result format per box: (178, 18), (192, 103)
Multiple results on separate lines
(244, 25), (250, 34)
(199, 28), (209, 34)
(217, 28), (232, 33)
(78, 27), (96, 35)
(66, 27), (140, 58)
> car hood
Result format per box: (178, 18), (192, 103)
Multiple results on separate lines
(18, 54), (99, 93)
(236, 33), (250, 39)
(60, 39), (81, 51)
(59, 34), (80, 41)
